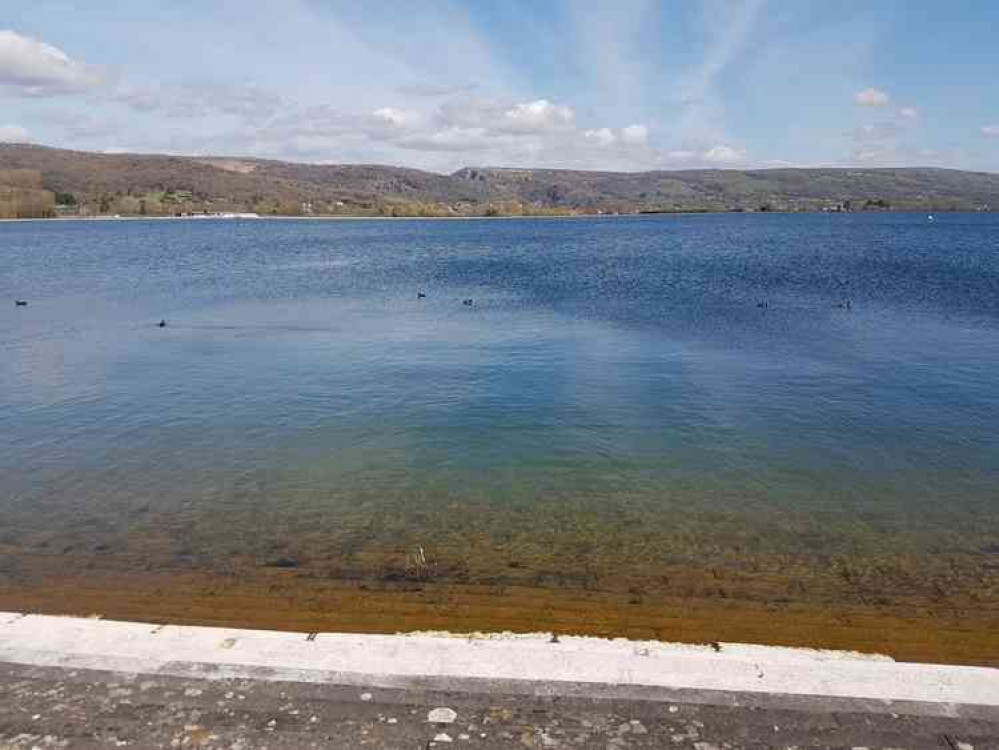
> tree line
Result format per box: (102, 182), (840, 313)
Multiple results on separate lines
(0, 169), (55, 219)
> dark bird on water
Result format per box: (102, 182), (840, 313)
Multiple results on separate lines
(462, 298), (474, 306)
(157, 319), (167, 328)
(417, 292), (427, 299)
(14, 300), (28, 307)
(756, 300), (769, 309)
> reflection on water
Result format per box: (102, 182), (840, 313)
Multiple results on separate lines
(1, 214), (998, 644)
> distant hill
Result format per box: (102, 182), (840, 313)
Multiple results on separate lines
(1, 143), (997, 218)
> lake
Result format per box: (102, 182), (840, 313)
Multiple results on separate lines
(1, 214), (997, 663)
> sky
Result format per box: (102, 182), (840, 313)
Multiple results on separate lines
(1, 0), (998, 173)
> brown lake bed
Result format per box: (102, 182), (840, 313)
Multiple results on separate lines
(2, 496), (997, 665)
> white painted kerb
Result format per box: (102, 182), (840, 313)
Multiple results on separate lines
(0, 613), (997, 707)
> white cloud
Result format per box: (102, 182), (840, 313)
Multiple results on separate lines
(575, 124), (651, 154)
(855, 87), (890, 107)
(500, 99), (574, 133)
(663, 149), (698, 162)
(982, 124), (999, 137)
(659, 144), (747, 167)
(395, 126), (495, 152)
(621, 124), (650, 145)
(0, 29), (103, 95)
(0, 123), (31, 142)
(181, 94), (665, 171)
(899, 106), (918, 120)
(852, 149), (883, 163)
(704, 144), (746, 164)
(583, 128), (617, 147)
(372, 107), (414, 127)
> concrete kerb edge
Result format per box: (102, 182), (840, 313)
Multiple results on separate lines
(1, 612), (997, 720)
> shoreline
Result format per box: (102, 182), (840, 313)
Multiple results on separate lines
(3, 500), (996, 670)
(2, 568), (997, 668)
(0, 210), (985, 224)
(2, 611), (998, 710)
(0, 213), (597, 224)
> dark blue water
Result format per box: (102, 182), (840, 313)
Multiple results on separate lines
(1, 214), (998, 595)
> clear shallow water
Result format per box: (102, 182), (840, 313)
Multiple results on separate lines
(1, 214), (998, 609)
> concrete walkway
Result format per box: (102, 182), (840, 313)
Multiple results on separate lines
(1, 613), (998, 748)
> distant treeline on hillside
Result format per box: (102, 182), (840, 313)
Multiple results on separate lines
(0, 168), (56, 219)
(0, 143), (996, 218)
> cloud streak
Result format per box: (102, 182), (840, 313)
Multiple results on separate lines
(673, 0), (766, 152)
(0, 29), (103, 95)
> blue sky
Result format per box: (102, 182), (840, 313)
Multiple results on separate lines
(2, 1), (998, 172)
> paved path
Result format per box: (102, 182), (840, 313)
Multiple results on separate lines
(1, 613), (998, 748)
(2, 662), (998, 749)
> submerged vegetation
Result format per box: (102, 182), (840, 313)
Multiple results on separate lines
(2, 488), (997, 664)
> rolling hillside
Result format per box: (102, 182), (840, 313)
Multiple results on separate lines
(1, 143), (997, 217)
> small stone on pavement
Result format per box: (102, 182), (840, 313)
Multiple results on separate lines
(429, 707), (458, 724)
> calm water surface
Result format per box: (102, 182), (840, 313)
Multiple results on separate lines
(1, 214), (998, 608)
